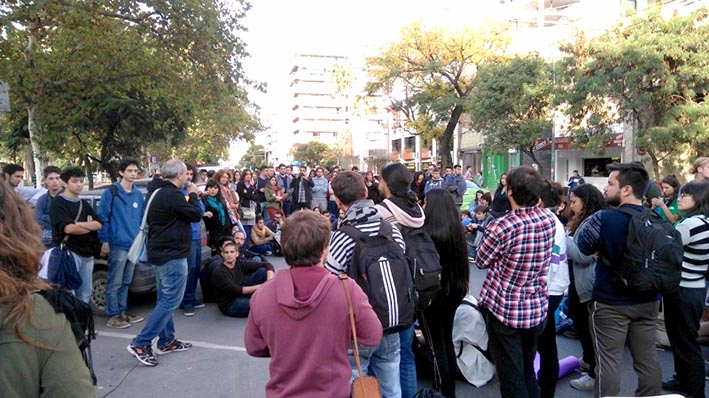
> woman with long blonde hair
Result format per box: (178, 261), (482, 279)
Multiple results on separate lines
(0, 181), (94, 397)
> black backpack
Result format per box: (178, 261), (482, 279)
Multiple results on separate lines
(37, 288), (97, 385)
(608, 206), (683, 294)
(340, 221), (415, 334)
(399, 226), (442, 310)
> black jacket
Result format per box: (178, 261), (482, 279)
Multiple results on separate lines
(146, 180), (202, 265)
(290, 176), (314, 204)
(236, 181), (257, 208)
(202, 196), (234, 251)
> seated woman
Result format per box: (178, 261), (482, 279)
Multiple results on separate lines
(202, 179), (234, 253)
(210, 241), (275, 318)
(250, 216), (277, 256)
(0, 181), (94, 397)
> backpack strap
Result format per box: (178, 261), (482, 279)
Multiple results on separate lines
(106, 184), (119, 227)
(457, 300), (494, 363)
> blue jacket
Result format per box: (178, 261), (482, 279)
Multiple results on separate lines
(35, 191), (61, 247)
(98, 182), (145, 251)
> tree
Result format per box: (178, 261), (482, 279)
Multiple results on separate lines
(290, 141), (337, 167)
(556, 8), (709, 179)
(469, 54), (553, 174)
(365, 21), (509, 167)
(239, 144), (265, 170)
(0, 0), (260, 186)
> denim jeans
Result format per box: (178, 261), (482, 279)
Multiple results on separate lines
(250, 243), (271, 254)
(399, 325), (417, 398)
(350, 332), (401, 398)
(223, 268), (267, 317)
(71, 252), (94, 304)
(328, 200), (338, 223)
(132, 258), (187, 348)
(282, 200), (292, 217)
(259, 202), (270, 223)
(181, 239), (202, 308)
(106, 249), (135, 317)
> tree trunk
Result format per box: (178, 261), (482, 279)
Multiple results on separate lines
(524, 148), (544, 175)
(439, 104), (463, 167)
(84, 154), (94, 190)
(648, 151), (660, 181)
(27, 103), (46, 188)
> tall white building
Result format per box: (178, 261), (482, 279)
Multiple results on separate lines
(287, 53), (390, 170)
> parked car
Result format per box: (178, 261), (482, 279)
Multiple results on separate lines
(460, 180), (489, 212)
(80, 180), (211, 315)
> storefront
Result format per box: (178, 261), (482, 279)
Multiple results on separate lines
(554, 133), (624, 191)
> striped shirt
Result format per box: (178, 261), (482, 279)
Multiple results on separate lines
(476, 206), (557, 329)
(675, 215), (709, 288)
(325, 219), (405, 275)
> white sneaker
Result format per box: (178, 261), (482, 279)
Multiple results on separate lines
(570, 374), (595, 391)
(578, 358), (590, 373)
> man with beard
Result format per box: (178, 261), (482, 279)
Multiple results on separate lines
(576, 162), (662, 397)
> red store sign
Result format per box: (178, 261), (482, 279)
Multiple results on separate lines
(554, 133), (623, 150)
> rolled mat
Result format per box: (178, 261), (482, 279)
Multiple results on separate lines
(534, 353), (580, 379)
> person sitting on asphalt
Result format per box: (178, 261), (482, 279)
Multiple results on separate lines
(250, 215), (277, 256)
(245, 210), (382, 398)
(211, 241), (275, 318)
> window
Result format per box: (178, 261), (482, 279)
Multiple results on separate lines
(582, 157), (620, 178)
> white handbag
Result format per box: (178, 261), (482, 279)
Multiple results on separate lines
(127, 188), (161, 264)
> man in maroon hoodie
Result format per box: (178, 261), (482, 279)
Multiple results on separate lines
(245, 211), (382, 398)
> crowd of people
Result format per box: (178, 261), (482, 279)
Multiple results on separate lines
(0, 155), (708, 398)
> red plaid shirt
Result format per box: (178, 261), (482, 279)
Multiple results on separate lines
(477, 206), (557, 329)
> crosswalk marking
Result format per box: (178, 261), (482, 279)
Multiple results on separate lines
(98, 331), (247, 352)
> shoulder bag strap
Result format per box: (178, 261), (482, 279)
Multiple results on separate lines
(339, 274), (365, 378)
(62, 200), (84, 245)
(139, 188), (162, 231)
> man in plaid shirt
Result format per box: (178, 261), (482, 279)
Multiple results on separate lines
(476, 166), (557, 398)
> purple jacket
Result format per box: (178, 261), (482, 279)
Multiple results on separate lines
(245, 266), (382, 398)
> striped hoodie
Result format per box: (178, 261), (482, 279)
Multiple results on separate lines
(325, 199), (405, 275)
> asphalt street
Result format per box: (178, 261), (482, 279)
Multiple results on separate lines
(92, 256), (707, 398)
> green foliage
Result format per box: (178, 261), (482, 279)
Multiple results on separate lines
(239, 144), (265, 170)
(0, 0), (261, 181)
(365, 21), (509, 166)
(289, 141), (337, 167)
(556, 8), (709, 178)
(469, 54), (553, 173)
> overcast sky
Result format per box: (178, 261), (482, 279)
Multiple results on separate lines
(230, 0), (518, 163)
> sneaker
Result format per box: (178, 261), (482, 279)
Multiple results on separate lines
(264, 251), (273, 256)
(570, 374), (595, 391)
(183, 306), (195, 317)
(106, 315), (130, 329)
(578, 358), (590, 373)
(126, 344), (158, 366)
(193, 302), (206, 309)
(122, 313), (144, 324)
(156, 339), (192, 355)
